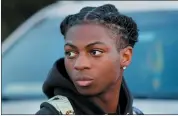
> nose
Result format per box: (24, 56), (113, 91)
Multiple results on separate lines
(74, 54), (91, 71)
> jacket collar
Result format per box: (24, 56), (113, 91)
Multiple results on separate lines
(43, 58), (133, 114)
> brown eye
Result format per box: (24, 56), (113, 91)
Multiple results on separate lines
(90, 50), (103, 56)
(65, 51), (77, 58)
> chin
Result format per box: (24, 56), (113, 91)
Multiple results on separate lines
(76, 87), (100, 96)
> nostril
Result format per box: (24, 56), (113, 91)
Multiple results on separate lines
(74, 61), (91, 70)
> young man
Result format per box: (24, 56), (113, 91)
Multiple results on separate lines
(36, 4), (143, 115)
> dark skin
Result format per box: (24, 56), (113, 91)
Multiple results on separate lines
(64, 23), (133, 113)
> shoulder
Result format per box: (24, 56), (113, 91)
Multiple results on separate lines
(35, 95), (74, 115)
(35, 101), (62, 115)
(35, 105), (60, 115)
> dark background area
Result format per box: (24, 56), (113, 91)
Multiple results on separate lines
(1, 0), (58, 42)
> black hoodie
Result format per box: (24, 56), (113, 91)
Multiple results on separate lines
(36, 58), (140, 115)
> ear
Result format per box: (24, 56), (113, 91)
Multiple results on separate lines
(120, 46), (133, 68)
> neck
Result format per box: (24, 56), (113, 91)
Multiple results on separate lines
(91, 77), (122, 113)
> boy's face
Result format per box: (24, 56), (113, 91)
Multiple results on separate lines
(64, 24), (131, 95)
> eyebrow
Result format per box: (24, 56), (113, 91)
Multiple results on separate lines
(64, 43), (78, 49)
(86, 41), (106, 48)
(64, 41), (106, 49)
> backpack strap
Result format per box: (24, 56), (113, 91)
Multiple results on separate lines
(45, 96), (143, 115)
(46, 95), (75, 115)
(132, 107), (144, 115)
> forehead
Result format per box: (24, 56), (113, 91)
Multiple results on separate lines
(65, 24), (115, 44)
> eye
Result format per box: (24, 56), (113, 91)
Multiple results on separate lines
(90, 50), (103, 56)
(65, 51), (77, 58)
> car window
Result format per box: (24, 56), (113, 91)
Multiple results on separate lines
(125, 11), (178, 99)
(2, 18), (65, 98)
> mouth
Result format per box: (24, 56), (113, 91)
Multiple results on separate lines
(75, 77), (94, 87)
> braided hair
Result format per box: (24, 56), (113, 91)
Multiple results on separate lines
(60, 4), (139, 51)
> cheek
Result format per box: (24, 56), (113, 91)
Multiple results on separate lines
(64, 59), (74, 76)
(95, 56), (121, 80)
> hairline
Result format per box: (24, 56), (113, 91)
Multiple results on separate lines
(63, 20), (130, 51)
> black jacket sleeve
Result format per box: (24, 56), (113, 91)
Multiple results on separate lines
(35, 102), (62, 115)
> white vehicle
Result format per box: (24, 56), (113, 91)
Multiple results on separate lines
(2, 1), (178, 114)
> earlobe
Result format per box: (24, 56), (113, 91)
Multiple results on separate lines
(120, 47), (133, 68)
(123, 66), (127, 70)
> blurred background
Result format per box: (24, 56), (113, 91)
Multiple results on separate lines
(1, 1), (178, 114)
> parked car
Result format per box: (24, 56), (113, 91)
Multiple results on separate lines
(2, 1), (178, 114)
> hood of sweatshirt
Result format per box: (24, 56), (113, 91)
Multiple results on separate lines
(42, 58), (133, 114)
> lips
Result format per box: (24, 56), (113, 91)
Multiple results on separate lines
(75, 76), (94, 87)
